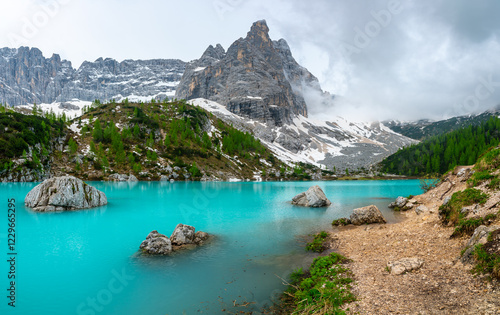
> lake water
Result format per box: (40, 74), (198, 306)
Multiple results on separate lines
(0, 180), (422, 315)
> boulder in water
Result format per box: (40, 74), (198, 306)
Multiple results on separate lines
(24, 176), (107, 212)
(292, 185), (331, 207)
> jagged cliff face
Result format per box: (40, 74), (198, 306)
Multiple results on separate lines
(0, 47), (73, 105)
(0, 47), (185, 106)
(176, 20), (320, 126)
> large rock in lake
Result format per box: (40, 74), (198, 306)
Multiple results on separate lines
(25, 176), (107, 211)
(170, 223), (197, 245)
(350, 205), (387, 225)
(140, 230), (172, 255)
(292, 185), (331, 207)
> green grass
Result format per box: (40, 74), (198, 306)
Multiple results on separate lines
(332, 218), (350, 226)
(472, 243), (500, 280)
(439, 188), (489, 226)
(306, 231), (329, 253)
(286, 253), (356, 314)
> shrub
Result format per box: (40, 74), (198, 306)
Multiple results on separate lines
(288, 253), (355, 314)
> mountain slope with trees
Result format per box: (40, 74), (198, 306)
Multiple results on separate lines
(0, 100), (326, 182)
(380, 117), (500, 176)
(384, 108), (500, 140)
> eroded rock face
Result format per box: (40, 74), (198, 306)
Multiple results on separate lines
(140, 231), (172, 255)
(350, 205), (387, 225)
(292, 185), (331, 207)
(387, 257), (424, 275)
(170, 224), (196, 245)
(24, 176), (107, 211)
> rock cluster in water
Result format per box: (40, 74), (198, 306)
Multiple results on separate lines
(140, 224), (210, 255)
(292, 185), (331, 207)
(24, 175), (107, 212)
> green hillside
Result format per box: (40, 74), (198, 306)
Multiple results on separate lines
(380, 116), (500, 176)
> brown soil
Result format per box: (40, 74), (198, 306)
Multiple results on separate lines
(331, 167), (500, 314)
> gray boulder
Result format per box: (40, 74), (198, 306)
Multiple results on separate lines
(461, 225), (500, 264)
(140, 231), (172, 255)
(350, 205), (387, 225)
(193, 231), (210, 245)
(160, 175), (169, 181)
(170, 223), (196, 245)
(415, 205), (429, 215)
(24, 176), (107, 211)
(128, 174), (138, 182)
(389, 196), (408, 209)
(387, 257), (424, 275)
(291, 185), (331, 207)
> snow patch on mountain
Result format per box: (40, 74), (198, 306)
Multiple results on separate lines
(189, 98), (416, 170)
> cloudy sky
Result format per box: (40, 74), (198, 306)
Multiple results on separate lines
(1, 0), (500, 121)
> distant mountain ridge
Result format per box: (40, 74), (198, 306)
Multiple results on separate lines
(0, 47), (185, 106)
(384, 107), (500, 140)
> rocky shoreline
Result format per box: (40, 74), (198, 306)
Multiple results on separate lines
(328, 168), (500, 314)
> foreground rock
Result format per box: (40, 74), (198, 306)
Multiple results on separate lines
(25, 176), (107, 211)
(292, 185), (331, 207)
(140, 224), (211, 256)
(350, 205), (387, 225)
(387, 257), (425, 275)
(389, 196), (408, 209)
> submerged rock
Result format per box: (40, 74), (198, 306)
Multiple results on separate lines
(387, 257), (424, 275)
(292, 185), (331, 207)
(140, 230), (172, 255)
(350, 205), (387, 225)
(24, 176), (107, 211)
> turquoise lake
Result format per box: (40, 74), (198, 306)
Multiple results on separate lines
(0, 180), (422, 315)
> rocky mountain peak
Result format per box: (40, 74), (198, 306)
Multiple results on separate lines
(176, 20), (320, 126)
(246, 19), (272, 49)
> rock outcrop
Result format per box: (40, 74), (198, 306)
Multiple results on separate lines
(461, 225), (500, 264)
(24, 175), (107, 211)
(176, 20), (320, 126)
(387, 257), (424, 275)
(0, 46), (185, 106)
(349, 205), (386, 225)
(140, 230), (172, 255)
(292, 185), (331, 207)
(140, 224), (210, 256)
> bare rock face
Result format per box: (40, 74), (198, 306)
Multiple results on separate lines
(24, 176), (107, 211)
(292, 185), (331, 207)
(350, 205), (387, 225)
(140, 231), (172, 255)
(387, 257), (424, 275)
(176, 20), (319, 126)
